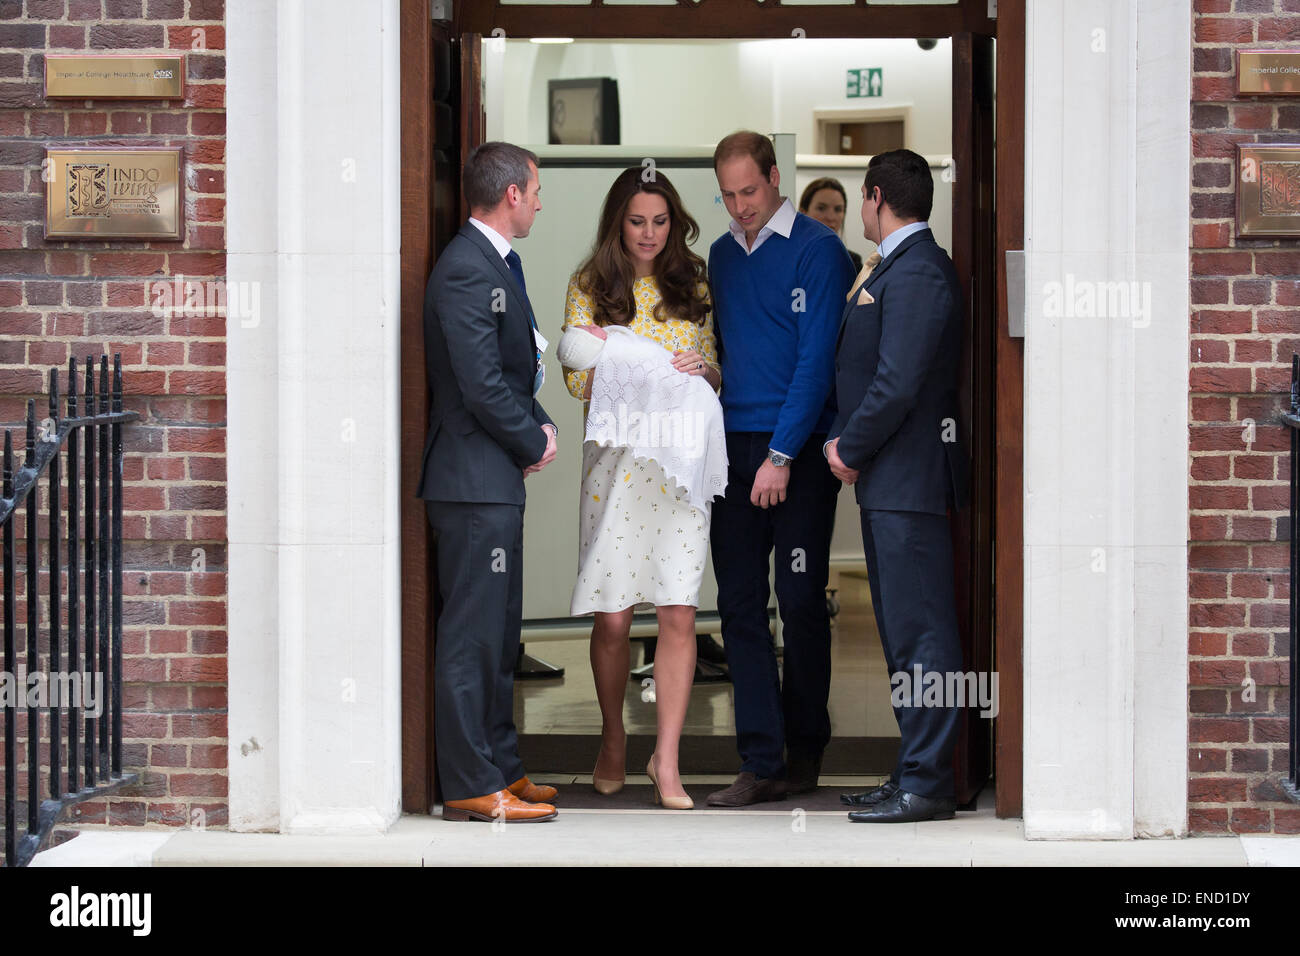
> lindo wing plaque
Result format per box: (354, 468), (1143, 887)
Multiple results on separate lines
(45, 148), (183, 240)
(1236, 143), (1300, 239)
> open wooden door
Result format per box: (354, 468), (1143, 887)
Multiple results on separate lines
(399, 8), (484, 811)
(949, 31), (997, 808)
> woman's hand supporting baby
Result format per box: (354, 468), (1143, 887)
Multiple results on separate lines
(671, 349), (721, 391)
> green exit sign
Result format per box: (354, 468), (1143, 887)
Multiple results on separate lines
(847, 68), (883, 98)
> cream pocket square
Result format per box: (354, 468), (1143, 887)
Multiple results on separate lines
(856, 288), (875, 305)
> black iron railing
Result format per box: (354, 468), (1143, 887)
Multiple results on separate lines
(1284, 355), (1300, 802)
(1, 356), (139, 867)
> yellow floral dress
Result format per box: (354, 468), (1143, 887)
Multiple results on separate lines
(560, 273), (721, 614)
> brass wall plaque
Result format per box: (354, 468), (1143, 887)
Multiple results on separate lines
(45, 148), (183, 240)
(1236, 143), (1300, 238)
(44, 54), (185, 99)
(1237, 49), (1300, 95)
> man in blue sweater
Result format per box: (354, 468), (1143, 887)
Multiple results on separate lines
(705, 131), (856, 806)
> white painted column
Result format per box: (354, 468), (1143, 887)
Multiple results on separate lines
(227, 0), (403, 833)
(1022, 0), (1190, 838)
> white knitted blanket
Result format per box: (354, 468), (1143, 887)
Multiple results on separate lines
(584, 325), (728, 512)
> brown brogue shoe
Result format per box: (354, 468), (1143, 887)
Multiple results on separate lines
(442, 789), (557, 823)
(508, 776), (558, 804)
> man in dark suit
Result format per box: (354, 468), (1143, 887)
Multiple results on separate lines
(417, 141), (560, 823)
(825, 148), (970, 823)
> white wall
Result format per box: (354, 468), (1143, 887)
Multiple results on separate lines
(490, 37), (951, 156)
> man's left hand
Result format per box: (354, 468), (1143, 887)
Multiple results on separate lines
(751, 459), (790, 509)
(826, 438), (859, 484)
(524, 424), (558, 477)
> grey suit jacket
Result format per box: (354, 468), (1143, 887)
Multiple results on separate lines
(416, 222), (555, 505)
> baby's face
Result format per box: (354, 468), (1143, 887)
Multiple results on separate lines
(577, 324), (608, 340)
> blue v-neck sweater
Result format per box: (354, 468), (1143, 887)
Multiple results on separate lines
(708, 215), (856, 457)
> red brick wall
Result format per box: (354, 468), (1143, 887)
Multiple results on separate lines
(0, 0), (227, 850)
(1189, 0), (1300, 835)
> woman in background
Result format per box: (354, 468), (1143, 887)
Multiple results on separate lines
(559, 167), (721, 810)
(799, 176), (865, 273)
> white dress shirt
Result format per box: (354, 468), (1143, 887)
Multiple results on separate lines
(728, 197), (796, 255)
(468, 216), (513, 258)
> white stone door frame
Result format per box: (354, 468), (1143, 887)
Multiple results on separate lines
(226, 0), (404, 833)
(221, 0), (1191, 839)
(1021, 0), (1191, 838)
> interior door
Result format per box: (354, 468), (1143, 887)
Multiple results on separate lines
(949, 32), (997, 808)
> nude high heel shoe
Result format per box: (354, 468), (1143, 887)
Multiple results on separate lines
(593, 741), (625, 795)
(646, 756), (693, 810)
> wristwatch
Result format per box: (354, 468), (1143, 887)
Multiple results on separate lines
(767, 450), (792, 468)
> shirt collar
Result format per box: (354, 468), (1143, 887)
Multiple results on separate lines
(468, 217), (513, 259)
(728, 197), (796, 252)
(877, 220), (929, 261)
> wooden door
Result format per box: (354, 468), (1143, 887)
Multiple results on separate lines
(949, 32), (997, 808)
(399, 7), (484, 810)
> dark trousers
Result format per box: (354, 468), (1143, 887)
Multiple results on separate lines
(426, 499), (526, 802)
(710, 431), (839, 779)
(859, 508), (963, 799)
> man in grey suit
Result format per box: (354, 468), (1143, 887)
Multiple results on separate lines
(417, 142), (560, 823)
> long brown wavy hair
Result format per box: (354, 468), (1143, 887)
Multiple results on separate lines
(573, 167), (711, 327)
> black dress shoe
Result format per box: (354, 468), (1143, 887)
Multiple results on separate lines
(840, 780), (899, 807)
(847, 788), (956, 823)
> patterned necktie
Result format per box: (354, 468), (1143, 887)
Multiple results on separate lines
(846, 250), (884, 302)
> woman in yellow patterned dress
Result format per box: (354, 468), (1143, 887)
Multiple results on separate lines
(560, 167), (721, 809)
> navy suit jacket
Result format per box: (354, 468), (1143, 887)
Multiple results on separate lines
(828, 227), (969, 515)
(416, 222), (554, 505)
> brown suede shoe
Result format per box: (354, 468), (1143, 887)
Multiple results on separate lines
(706, 772), (780, 807)
(508, 776), (558, 804)
(442, 789), (557, 822)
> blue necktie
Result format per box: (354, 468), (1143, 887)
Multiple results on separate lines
(504, 249), (543, 393)
(504, 250), (538, 330)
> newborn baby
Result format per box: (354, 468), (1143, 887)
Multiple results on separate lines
(557, 322), (728, 513)
(556, 323), (608, 370)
